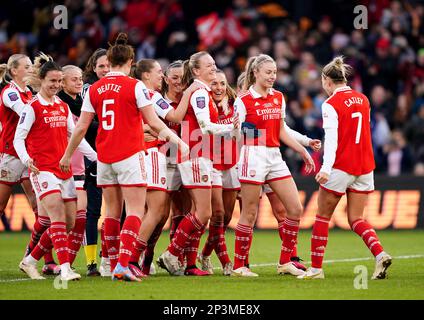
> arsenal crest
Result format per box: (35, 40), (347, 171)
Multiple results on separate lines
(42, 182), (48, 189)
(249, 170), (256, 177)
(273, 98), (279, 105)
(201, 175), (209, 182)
(161, 177), (166, 185)
(1, 170), (7, 178)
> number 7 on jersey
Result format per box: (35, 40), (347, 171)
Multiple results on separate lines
(351, 112), (362, 144)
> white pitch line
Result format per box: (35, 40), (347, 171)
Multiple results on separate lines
(1, 254), (423, 282)
(0, 278), (33, 283)
(213, 254), (424, 270)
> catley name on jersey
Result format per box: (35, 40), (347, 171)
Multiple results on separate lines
(344, 97), (363, 108)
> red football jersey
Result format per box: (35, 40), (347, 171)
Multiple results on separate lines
(0, 82), (32, 157)
(144, 89), (175, 149)
(21, 94), (72, 180)
(81, 72), (151, 163)
(323, 86), (375, 175)
(213, 104), (239, 171)
(163, 98), (181, 136)
(179, 87), (219, 162)
(235, 87), (285, 147)
(144, 90), (159, 149)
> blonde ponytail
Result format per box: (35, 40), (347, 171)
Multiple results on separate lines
(322, 56), (352, 83)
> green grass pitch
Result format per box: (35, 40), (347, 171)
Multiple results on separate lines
(0, 230), (423, 300)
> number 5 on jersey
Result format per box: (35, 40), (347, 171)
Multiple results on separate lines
(102, 99), (115, 130)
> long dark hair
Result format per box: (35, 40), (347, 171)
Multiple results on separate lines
(83, 48), (107, 84)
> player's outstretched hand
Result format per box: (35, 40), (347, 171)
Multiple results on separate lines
(301, 150), (315, 174)
(315, 171), (329, 185)
(186, 81), (204, 94)
(309, 139), (322, 152)
(179, 141), (190, 161)
(59, 155), (71, 173)
(27, 158), (40, 175)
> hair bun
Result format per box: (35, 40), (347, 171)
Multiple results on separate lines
(115, 33), (128, 46)
(333, 56), (344, 66)
(37, 52), (53, 67)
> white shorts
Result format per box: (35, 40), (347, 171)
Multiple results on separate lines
(321, 168), (374, 196)
(97, 151), (147, 188)
(145, 147), (167, 191)
(0, 153), (29, 185)
(238, 146), (291, 185)
(74, 179), (85, 191)
(167, 163), (182, 191)
(177, 157), (213, 189)
(211, 166), (240, 190)
(30, 171), (77, 201)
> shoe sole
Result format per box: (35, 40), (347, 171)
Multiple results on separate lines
(19, 264), (45, 280)
(373, 258), (392, 280)
(231, 272), (258, 277)
(298, 275), (325, 280)
(113, 273), (141, 282)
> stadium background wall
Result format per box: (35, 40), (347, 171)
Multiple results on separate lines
(1, 176), (423, 232)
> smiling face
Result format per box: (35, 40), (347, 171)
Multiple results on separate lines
(193, 54), (217, 85)
(94, 55), (110, 79)
(165, 65), (183, 95)
(254, 61), (277, 89)
(11, 57), (32, 83)
(211, 72), (227, 103)
(63, 68), (83, 96)
(40, 70), (63, 98)
(148, 61), (164, 91)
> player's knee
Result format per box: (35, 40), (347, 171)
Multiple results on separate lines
(242, 206), (257, 225)
(286, 203), (303, 219)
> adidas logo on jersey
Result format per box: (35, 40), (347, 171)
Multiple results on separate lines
(43, 109), (48, 114)
(255, 102), (260, 106)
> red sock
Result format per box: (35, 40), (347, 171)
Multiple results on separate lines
(214, 225), (231, 266)
(118, 215), (142, 268)
(104, 217), (121, 271)
(49, 222), (69, 265)
(142, 222), (165, 273)
(202, 223), (221, 257)
(244, 230), (253, 267)
(279, 217), (300, 264)
(100, 221), (108, 258)
(168, 213), (203, 257)
(351, 219), (384, 257)
(28, 216), (50, 252)
(234, 223), (253, 270)
(311, 215), (330, 268)
(67, 210), (86, 265)
(278, 222), (299, 258)
(30, 229), (53, 261)
(170, 213), (185, 241)
(130, 237), (147, 264)
(186, 225), (205, 267)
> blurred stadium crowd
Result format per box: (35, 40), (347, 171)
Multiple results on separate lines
(1, 0), (423, 176)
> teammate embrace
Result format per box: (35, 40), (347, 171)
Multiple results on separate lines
(3, 32), (391, 282)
